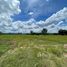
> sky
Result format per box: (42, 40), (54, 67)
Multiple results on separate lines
(0, 0), (67, 33)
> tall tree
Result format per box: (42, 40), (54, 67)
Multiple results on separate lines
(41, 28), (47, 34)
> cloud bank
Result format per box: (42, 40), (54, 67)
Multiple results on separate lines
(0, 0), (21, 33)
(0, 0), (67, 33)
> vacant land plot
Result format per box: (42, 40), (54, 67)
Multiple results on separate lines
(0, 35), (67, 67)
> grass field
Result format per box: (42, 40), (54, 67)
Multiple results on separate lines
(0, 35), (67, 67)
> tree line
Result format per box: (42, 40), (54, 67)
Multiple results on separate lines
(30, 29), (67, 35)
(0, 28), (67, 35)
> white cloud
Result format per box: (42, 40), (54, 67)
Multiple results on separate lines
(28, 12), (34, 16)
(0, 0), (21, 15)
(0, 0), (67, 33)
(43, 7), (67, 33)
(44, 8), (67, 26)
(0, 0), (21, 33)
(11, 19), (42, 33)
(0, 0), (21, 25)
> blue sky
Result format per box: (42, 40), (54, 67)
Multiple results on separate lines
(0, 0), (67, 33)
(13, 0), (67, 21)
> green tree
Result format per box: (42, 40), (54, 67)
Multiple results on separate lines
(41, 28), (47, 34)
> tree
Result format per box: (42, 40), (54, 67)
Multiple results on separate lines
(0, 32), (2, 34)
(30, 31), (34, 35)
(58, 29), (67, 35)
(41, 28), (47, 34)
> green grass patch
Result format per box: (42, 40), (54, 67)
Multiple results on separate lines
(0, 35), (67, 67)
